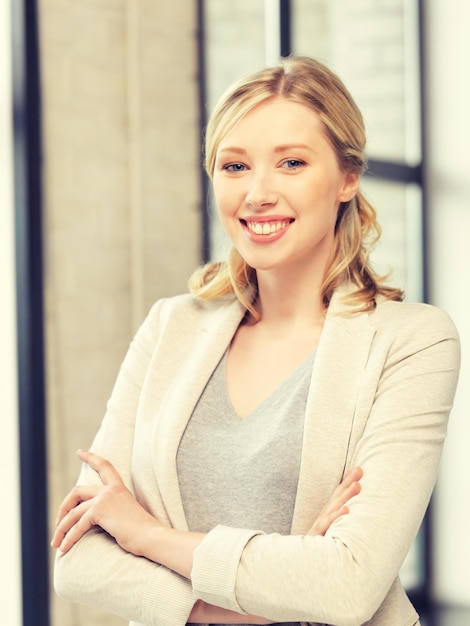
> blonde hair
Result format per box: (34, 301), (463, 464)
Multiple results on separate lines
(189, 56), (403, 320)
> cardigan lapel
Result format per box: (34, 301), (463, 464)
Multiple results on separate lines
(152, 298), (246, 530)
(291, 289), (376, 534)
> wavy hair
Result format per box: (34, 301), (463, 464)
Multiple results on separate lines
(189, 56), (403, 319)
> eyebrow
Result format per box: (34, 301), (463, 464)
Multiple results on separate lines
(217, 146), (247, 155)
(217, 143), (315, 155)
(274, 143), (314, 153)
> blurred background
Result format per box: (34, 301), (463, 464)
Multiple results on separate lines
(1, 1), (468, 625)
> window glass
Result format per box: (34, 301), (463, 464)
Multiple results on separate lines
(204, 0), (266, 112)
(292, 0), (421, 164)
(361, 177), (424, 302)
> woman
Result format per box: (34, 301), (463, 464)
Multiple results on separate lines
(52, 56), (460, 626)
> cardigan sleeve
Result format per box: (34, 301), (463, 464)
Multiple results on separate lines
(54, 299), (195, 626)
(191, 305), (460, 626)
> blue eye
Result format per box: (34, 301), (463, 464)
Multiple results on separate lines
(281, 159), (305, 169)
(224, 163), (246, 172)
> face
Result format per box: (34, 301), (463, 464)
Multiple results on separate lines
(212, 97), (358, 278)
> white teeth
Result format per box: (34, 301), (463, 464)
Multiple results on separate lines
(247, 221), (289, 235)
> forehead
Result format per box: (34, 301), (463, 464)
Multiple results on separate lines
(218, 97), (326, 147)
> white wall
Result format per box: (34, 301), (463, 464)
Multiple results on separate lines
(0, 0), (23, 622)
(426, 1), (470, 606)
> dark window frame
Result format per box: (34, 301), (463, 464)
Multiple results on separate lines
(12, 0), (50, 624)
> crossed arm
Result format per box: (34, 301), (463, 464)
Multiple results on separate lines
(51, 449), (362, 625)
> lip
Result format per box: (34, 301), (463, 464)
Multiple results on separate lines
(239, 215), (293, 223)
(240, 217), (294, 243)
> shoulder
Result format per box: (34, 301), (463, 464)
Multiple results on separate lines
(370, 299), (459, 339)
(331, 283), (459, 344)
(367, 299), (460, 364)
(142, 292), (243, 336)
(126, 293), (244, 365)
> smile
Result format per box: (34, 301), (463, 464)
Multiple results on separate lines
(242, 219), (293, 235)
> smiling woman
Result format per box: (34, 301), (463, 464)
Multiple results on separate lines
(52, 56), (460, 626)
(192, 57), (402, 321)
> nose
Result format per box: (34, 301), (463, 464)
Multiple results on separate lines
(245, 172), (278, 210)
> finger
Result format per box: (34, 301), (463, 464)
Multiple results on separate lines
(55, 485), (101, 525)
(51, 500), (92, 549)
(308, 468), (363, 537)
(309, 504), (349, 536)
(340, 466), (363, 489)
(314, 478), (361, 528)
(57, 509), (95, 553)
(330, 467), (363, 503)
(349, 466), (363, 481)
(329, 480), (361, 513)
(323, 504), (349, 531)
(322, 478), (360, 513)
(77, 449), (122, 486)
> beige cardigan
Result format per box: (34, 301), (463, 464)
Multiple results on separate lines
(54, 285), (460, 626)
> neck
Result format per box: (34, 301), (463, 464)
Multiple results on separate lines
(255, 265), (326, 328)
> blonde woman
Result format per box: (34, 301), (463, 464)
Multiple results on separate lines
(52, 57), (460, 626)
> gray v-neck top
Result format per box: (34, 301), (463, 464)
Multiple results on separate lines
(177, 349), (315, 536)
(177, 350), (315, 625)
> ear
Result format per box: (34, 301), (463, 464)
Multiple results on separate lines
(337, 172), (360, 203)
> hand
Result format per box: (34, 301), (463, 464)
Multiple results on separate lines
(51, 449), (161, 555)
(308, 466), (363, 536)
(189, 600), (274, 624)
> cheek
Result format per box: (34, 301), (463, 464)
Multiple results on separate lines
(214, 192), (230, 219)
(214, 198), (236, 236)
(213, 182), (239, 218)
(299, 182), (334, 212)
(212, 178), (224, 205)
